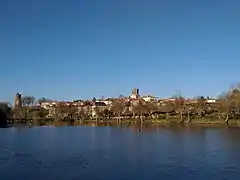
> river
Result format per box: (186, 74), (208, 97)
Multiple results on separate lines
(0, 125), (240, 180)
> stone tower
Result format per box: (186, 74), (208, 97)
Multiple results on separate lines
(131, 88), (140, 99)
(14, 93), (22, 108)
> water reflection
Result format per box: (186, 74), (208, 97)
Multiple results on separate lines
(0, 124), (240, 180)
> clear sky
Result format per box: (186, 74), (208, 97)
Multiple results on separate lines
(1, 0), (240, 103)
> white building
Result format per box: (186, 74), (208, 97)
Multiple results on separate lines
(40, 101), (57, 109)
(142, 95), (158, 102)
(206, 99), (216, 103)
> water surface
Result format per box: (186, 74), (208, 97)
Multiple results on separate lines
(0, 126), (240, 180)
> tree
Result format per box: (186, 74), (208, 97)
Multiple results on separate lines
(38, 108), (49, 119)
(196, 96), (206, 120)
(111, 99), (125, 121)
(229, 88), (240, 119)
(216, 84), (240, 123)
(38, 97), (51, 105)
(217, 93), (232, 123)
(22, 96), (35, 106)
(184, 104), (193, 123)
(144, 101), (159, 119)
(174, 96), (185, 122)
(66, 105), (78, 122)
(27, 108), (40, 120)
(55, 104), (68, 121)
(101, 109), (112, 119)
(132, 99), (147, 123)
(0, 103), (12, 124)
(80, 108), (89, 120)
(119, 94), (126, 99)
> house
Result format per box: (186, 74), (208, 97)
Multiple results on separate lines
(77, 101), (92, 115)
(158, 98), (176, 105)
(91, 101), (107, 117)
(40, 101), (57, 109)
(142, 95), (158, 102)
(185, 99), (198, 105)
(40, 101), (72, 116)
(96, 99), (112, 106)
(206, 99), (216, 104)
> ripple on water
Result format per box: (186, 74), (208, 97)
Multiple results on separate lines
(62, 153), (92, 169)
(1, 126), (240, 180)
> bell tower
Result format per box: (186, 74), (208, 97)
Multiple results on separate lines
(14, 93), (22, 108)
(130, 88), (140, 99)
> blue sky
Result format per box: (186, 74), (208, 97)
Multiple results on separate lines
(1, 0), (240, 103)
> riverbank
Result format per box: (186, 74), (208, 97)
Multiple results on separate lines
(13, 118), (240, 128)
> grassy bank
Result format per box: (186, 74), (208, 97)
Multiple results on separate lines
(20, 118), (240, 128)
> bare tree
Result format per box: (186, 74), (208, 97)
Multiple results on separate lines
(229, 88), (240, 119)
(132, 99), (147, 123)
(144, 101), (159, 119)
(22, 96), (36, 106)
(174, 96), (185, 122)
(111, 99), (125, 121)
(217, 93), (232, 124)
(38, 97), (51, 105)
(196, 96), (206, 121)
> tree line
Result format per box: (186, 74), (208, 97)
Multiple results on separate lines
(1, 85), (240, 125)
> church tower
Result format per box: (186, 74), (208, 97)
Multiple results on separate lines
(14, 93), (22, 108)
(130, 88), (140, 99)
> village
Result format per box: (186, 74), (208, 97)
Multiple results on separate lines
(9, 88), (219, 121)
(2, 86), (240, 126)
(35, 88), (216, 118)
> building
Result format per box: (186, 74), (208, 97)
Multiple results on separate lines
(142, 95), (158, 102)
(91, 101), (107, 117)
(95, 98), (112, 106)
(206, 99), (216, 104)
(14, 93), (22, 108)
(159, 98), (176, 103)
(130, 88), (140, 99)
(40, 101), (57, 109)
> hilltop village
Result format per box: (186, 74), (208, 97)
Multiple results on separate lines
(1, 87), (240, 126)
(14, 88), (215, 119)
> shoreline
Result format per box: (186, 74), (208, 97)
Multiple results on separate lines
(8, 119), (240, 128)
